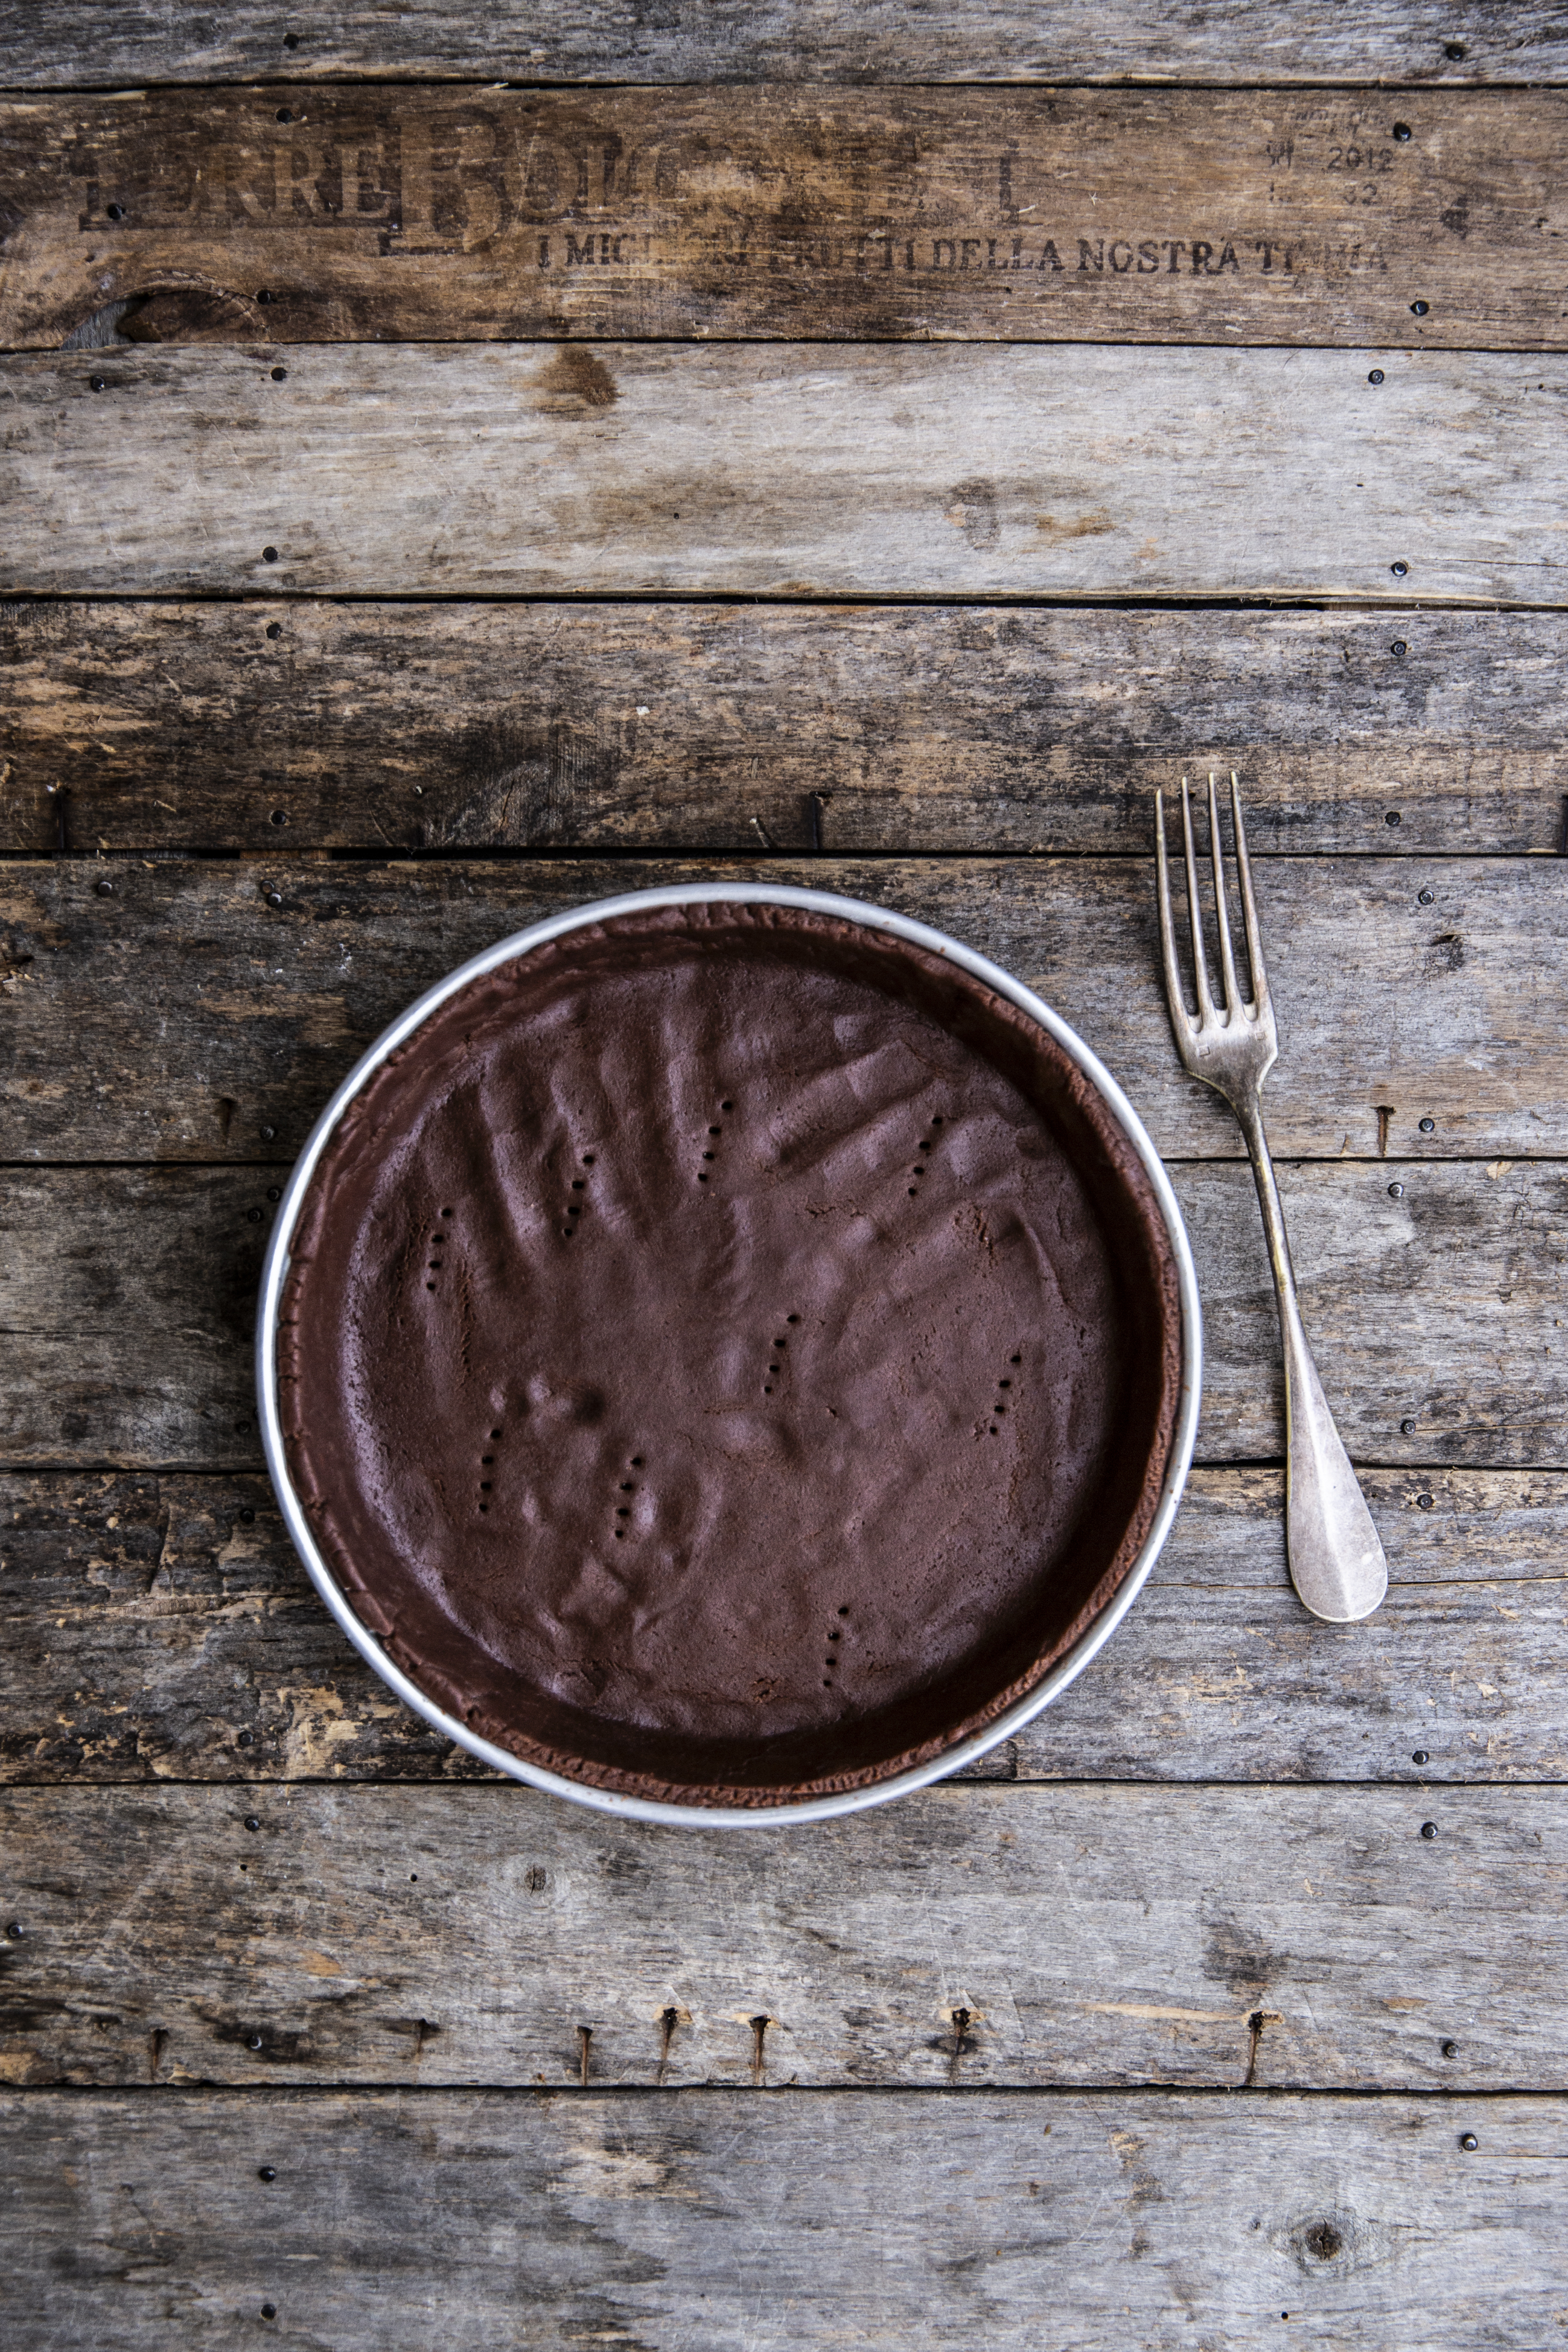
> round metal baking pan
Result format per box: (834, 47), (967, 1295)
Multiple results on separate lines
(257, 883), (1202, 1827)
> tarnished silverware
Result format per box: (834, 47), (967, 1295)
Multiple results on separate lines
(1155, 773), (1387, 1624)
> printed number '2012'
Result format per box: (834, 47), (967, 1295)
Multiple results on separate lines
(1326, 145), (1394, 173)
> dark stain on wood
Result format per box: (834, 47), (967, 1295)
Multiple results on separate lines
(533, 346), (617, 412)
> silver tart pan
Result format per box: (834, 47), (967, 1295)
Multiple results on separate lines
(257, 883), (1202, 1828)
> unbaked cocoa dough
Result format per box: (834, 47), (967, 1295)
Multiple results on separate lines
(278, 902), (1181, 1805)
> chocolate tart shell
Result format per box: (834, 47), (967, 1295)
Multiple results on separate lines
(263, 891), (1199, 1819)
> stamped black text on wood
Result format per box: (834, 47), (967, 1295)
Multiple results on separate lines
(3, 88), (1562, 348)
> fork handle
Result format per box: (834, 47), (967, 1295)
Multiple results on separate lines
(1235, 1097), (1389, 1624)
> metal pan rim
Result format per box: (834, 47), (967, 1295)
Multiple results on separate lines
(257, 881), (1202, 1828)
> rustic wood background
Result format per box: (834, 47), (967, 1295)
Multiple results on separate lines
(2, 4), (1566, 2344)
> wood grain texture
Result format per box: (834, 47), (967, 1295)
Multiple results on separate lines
(8, 602), (1568, 858)
(3, 1), (1564, 86)
(4, 342), (1563, 604)
(3, 1158), (1566, 1471)
(7, 87), (1564, 349)
(2, 1468), (1561, 1788)
(1, 1780), (1563, 2089)
(5, 854), (1563, 1164)
(7, 2089), (1562, 2352)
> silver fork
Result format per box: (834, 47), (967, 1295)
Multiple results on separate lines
(1155, 773), (1387, 1623)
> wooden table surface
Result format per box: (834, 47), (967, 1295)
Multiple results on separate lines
(3, 6), (1567, 2345)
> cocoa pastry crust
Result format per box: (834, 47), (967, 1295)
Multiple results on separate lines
(278, 902), (1182, 1806)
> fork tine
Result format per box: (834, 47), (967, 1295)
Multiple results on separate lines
(1229, 771), (1270, 1015)
(1179, 778), (1217, 1023)
(1207, 772), (1242, 1016)
(1153, 786), (1194, 1033)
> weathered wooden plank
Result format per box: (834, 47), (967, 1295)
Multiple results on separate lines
(7, 602), (1567, 858)
(4, 855), (1562, 1164)
(4, 343), (1563, 604)
(7, 87), (1564, 351)
(2, 1468), (1561, 1788)
(7, 2093), (1561, 2352)
(1, 1782), (1563, 2088)
(3, 1), (1564, 87)
(4, 1159), (1564, 1470)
